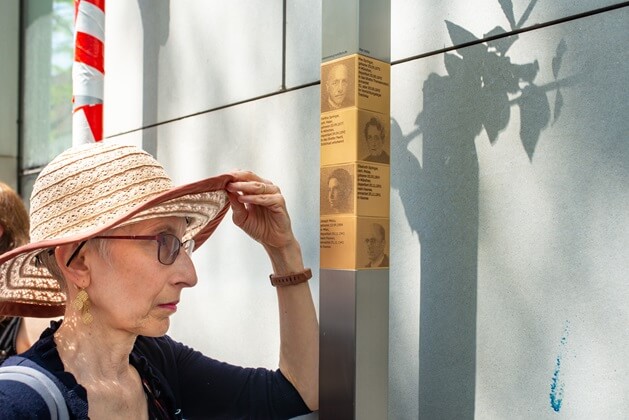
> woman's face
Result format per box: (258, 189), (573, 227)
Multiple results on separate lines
(84, 216), (198, 337)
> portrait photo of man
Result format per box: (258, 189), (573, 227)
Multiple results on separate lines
(321, 60), (354, 112)
(364, 222), (389, 268)
(322, 167), (353, 214)
(362, 116), (389, 164)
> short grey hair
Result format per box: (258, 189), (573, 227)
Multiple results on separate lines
(37, 239), (112, 292)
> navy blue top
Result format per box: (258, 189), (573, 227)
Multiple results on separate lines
(0, 322), (310, 419)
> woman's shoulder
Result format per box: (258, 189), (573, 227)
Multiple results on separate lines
(134, 333), (185, 361)
(0, 377), (54, 418)
(0, 355), (79, 418)
(135, 334), (213, 363)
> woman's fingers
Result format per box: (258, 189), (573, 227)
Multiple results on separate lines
(225, 171), (294, 248)
(226, 180), (279, 197)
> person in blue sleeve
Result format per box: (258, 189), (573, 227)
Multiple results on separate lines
(0, 142), (319, 419)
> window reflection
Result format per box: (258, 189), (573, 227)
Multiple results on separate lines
(21, 0), (73, 179)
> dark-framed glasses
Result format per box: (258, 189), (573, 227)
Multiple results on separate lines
(65, 233), (194, 267)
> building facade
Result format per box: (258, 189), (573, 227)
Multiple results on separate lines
(0, 1), (627, 418)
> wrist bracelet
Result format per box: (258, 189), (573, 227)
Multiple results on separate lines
(269, 268), (312, 287)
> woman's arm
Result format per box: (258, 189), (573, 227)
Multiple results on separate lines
(226, 171), (319, 410)
(265, 240), (319, 411)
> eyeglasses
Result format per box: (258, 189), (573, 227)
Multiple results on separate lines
(65, 233), (194, 267)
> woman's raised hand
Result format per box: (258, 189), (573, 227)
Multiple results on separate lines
(225, 170), (297, 251)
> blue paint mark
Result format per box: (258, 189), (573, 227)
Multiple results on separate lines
(549, 321), (570, 413)
(550, 356), (563, 412)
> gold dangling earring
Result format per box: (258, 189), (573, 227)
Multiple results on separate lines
(73, 289), (88, 311)
(73, 289), (93, 325)
(81, 299), (93, 325)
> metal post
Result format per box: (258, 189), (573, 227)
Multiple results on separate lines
(320, 1), (391, 418)
(72, 0), (104, 145)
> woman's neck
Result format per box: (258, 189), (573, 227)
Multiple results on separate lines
(54, 316), (148, 419)
(54, 315), (137, 380)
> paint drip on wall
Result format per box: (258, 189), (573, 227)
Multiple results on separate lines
(550, 320), (570, 412)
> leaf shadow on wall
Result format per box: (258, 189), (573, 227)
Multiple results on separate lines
(390, 1), (569, 417)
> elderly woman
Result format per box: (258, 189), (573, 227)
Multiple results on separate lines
(0, 182), (51, 363)
(0, 143), (318, 419)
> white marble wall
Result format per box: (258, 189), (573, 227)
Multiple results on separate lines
(390, 4), (628, 420)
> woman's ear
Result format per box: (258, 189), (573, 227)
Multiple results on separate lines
(54, 243), (91, 288)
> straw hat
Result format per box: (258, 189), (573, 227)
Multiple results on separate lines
(0, 142), (231, 318)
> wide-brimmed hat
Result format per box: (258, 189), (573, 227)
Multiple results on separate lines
(0, 142), (232, 318)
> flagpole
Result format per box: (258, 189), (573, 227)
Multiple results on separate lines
(72, 0), (105, 145)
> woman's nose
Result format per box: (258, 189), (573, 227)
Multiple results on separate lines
(173, 252), (198, 288)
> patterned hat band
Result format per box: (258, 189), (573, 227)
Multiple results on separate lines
(0, 142), (232, 318)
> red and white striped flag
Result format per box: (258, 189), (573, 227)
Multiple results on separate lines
(72, 0), (105, 145)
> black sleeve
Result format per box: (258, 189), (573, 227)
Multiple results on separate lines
(135, 335), (311, 420)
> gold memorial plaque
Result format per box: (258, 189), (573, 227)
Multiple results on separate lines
(356, 55), (390, 114)
(320, 109), (356, 165)
(320, 216), (390, 270)
(321, 109), (390, 167)
(321, 164), (355, 216)
(321, 163), (389, 218)
(320, 216), (356, 269)
(357, 111), (389, 164)
(321, 56), (356, 113)
(356, 163), (389, 218)
(319, 53), (391, 272)
(321, 55), (390, 115)
(357, 217), (389, 269)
